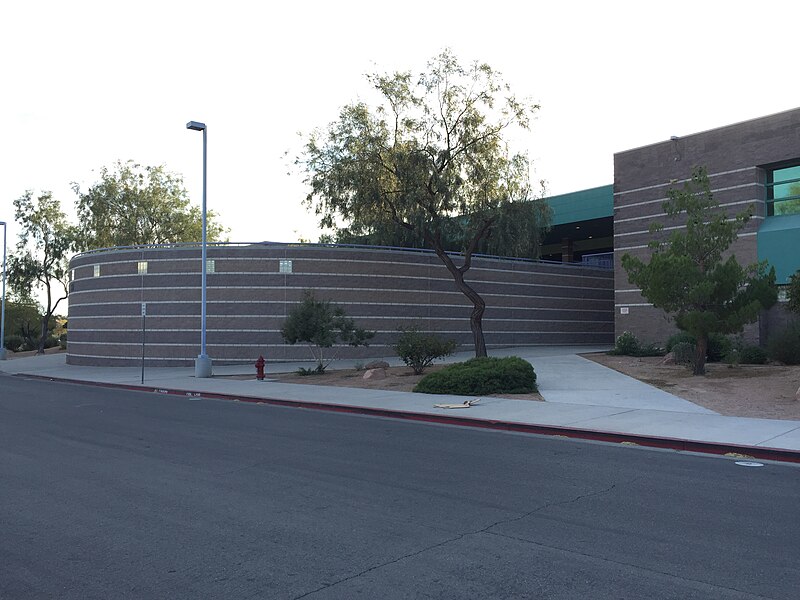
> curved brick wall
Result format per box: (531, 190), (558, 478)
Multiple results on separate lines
(67, 243), (614, 366)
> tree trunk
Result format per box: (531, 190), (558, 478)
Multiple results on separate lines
(21, 321), (36, 350)
(460, 273), (487, 358)
(426, 234), (488, 358)
(693, 334), (708, 376)
(37, 314), (49, 355)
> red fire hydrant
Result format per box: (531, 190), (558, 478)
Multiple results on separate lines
(255, 355), (266, 381)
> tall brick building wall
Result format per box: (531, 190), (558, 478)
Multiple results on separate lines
(614, 108), (800, 344)
(67, 244), (614, 366)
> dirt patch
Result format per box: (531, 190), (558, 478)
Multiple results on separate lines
(582, 353), (800, 420)
(230, 364), (544, 402)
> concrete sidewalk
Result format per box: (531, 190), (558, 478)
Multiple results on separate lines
(3, 347), (800, 459)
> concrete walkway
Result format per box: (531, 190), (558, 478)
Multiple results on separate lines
(2, 347), (800, 459)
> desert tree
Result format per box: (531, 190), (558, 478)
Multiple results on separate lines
(621, 167), (777, 375)
(73, 160), (226, 250)
(7, 191), (75, 354)
(298, 50), (550, 357)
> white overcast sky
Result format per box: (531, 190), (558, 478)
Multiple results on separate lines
(2, 0), (799, 249)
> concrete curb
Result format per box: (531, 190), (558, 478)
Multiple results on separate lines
(20, 373), (800, 465)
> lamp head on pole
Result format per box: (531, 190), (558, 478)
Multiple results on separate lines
(186, 121), (206, 131)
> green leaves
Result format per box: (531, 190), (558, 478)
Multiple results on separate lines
(298, 50), (545, 256)
(621, 167), (777, 374)
(280, 291), (374, 372)
(297, 50), (549, 358)
(73, 160), (227, 250)
(787, 270), (800, 315)
(8, 191), (74, 353)
(393, 327), (457, 375)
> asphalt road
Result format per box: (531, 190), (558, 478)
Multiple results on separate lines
(1, 372), (798, 600)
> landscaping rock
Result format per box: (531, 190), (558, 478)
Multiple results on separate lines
(661, 352), (676, 365)
(364, 360), (390, 370)
(363, 368), (386, 380)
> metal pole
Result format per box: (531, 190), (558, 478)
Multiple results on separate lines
(200, 126), (207, 360)
(0, 221), (6, 360)
(141, 302), (146, 384)
(186, 120), (212, 377)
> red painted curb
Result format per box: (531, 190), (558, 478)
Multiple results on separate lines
(18, 373), (800, 464)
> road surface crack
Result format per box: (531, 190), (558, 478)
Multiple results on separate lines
(287, 480), (625, 600)
(483, 529), (777, 599)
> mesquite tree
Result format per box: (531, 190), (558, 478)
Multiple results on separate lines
(298, 50), (550, 358)
(7, 191), (75, 354)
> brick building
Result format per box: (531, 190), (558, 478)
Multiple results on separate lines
(64, 107), (800, 367)
(67, 244), (613, 366)
(614, 107), (800, 343)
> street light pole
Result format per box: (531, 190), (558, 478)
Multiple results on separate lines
(186, 121), (212, 377)
(0, 221), (6, 360)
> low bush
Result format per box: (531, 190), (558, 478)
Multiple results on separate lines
(707, 334), (732, 363)
(59, 333), (68, 350)
(671, 341), (695, 366)
(43, 336), (59, 349)
(296, 365), (325, 376)
(723, 348), (741, 367)
(414, 356), (536, 395)
(3, 335), (24, 352)
(740, 345), (769, 365)
(608, 331), (640, 356)
(393, 328), (457, 375)
(608, 332), (663, 357)
(665, 332), (695, 353)
(636, 343), (666, 357)
(665, 332), (730, 362)
(281, 290), (374, 373)
(767, 325), (800, 365)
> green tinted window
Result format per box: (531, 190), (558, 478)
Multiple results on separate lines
(767, 164), (800, 216)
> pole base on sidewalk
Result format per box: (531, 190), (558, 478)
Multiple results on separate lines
(0, 348), (6, 360)
(195, 355), (213, 378)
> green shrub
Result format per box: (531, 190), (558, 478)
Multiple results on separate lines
(394, 328), (457, 375)
(740, 345), (768, 365)
(414, 356), (536, 395)
(787, 270), (800, 315)
(281, 290), (374, 373)
(665, 332), (729, 362)
(707, 333), (732, 363)
(671, 341), (696, 365)
(608, 332), (663, 357)
(296, 365), (325, 376)
(636, 343), (666, 357)
(608, 331), (639, 356)
(43, 336), (59, 349)
(59, 333), (68, 350)
(723, 348), (741, 367)
(767, 325), (800, 365)
(3, 335), (24, 352)
(665, 332), (696, 353)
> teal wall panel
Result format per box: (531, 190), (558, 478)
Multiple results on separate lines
(758, 214), (800, 283)
(547, 185), (613, 225)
